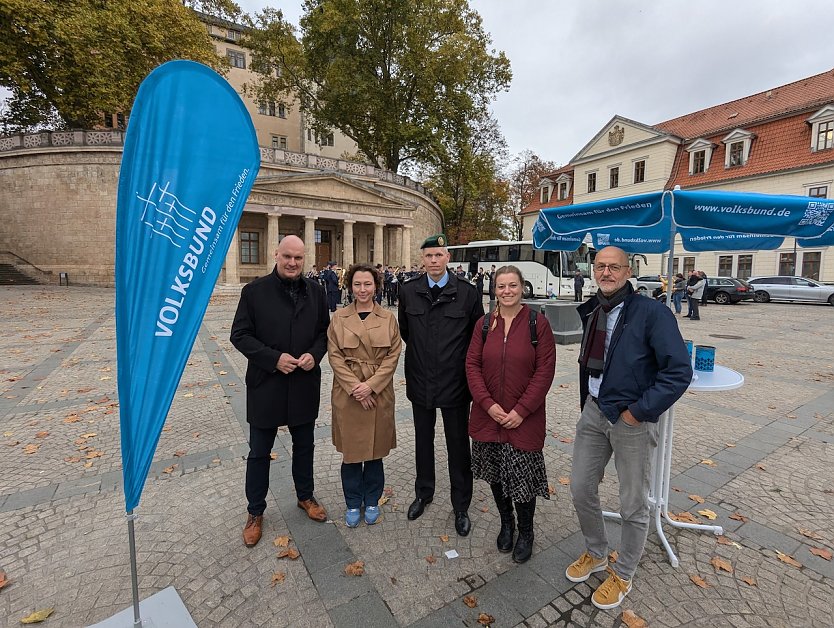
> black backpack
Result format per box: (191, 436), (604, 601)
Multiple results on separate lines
(482, 309), (538, 346)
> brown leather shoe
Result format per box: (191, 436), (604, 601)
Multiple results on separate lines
(243, 514), (263, 547)
(297, 498), (327, 522)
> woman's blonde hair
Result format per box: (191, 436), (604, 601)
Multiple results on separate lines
(490, 265), (525, 332)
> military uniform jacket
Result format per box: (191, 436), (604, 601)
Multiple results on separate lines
(230, 268), (329, 428)
(398, 272), (484, 408)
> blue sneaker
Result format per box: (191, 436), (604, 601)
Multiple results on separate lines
(345, 508), (361, 528)
(365, 505), (381, 525)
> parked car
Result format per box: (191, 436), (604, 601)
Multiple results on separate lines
(635, 275), (664, 294)
(747, 276), (834, 305)
(704, 277), (754, 304)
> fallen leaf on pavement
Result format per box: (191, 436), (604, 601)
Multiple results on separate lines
(689, 574), (710, 588)
(621, 609), (648, 628)
(710, 556), (734, 574)
(378, 495), (389, 505)
(85, 451), (103, 459)
(477, 613), (495, 626)
(218, 370), (228, 375)
(729, 512), (748, 522)
(547, 485), (555, 495)
(80, 433), (97, 438)
(23, 444), (40, 455)
(439, 535), (449, 543)
(182, 392), (194, 398)
(64, 456), (81, 463)
(670, 511), (700, 524)
(270, 572), (285, 587)
(20, 608), (54, 624)
(425, 555), (437, 564)
(755, 464), (766, 471)
(798, 528), (824, 541)
(670, 486), (682, 492)
(84, 461), (94, 468)
(463, 595), (477, 608)
(810, 547), (832, 561)
(163, 464), (177, 474)
(700, 459), (716, 467)
(344, 560), (365, 576)
(273, 536), (291, 548)
(5, 440), (20, 447)
(786, 413), (797, 419)
(480, 506), (488, 513)
(277, 548), (300, 560)
(609, 550), (618, 563)
(269, 452), (277, 461)
(725, 443), (736, 448)
(559, 437), (573, 444)
(698, 509), (718, 520)
(688, 494), (705, 504)
(741, 576), (757, 586)
(383, 487), (394, 497)
(174, 450), (187, 457)
(0, 571), (10, 591)
(34, 431), (49, 439)
(775, 551), (802, 568)
(558, 477), (570, 485)
(716, 536), (742, 549)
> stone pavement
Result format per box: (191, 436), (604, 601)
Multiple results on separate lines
(1, 286), (833, 627)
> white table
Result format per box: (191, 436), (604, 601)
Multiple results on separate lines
(603, 364), (744, 567)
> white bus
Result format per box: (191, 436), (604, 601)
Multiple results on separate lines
(448, 240), (598, 299)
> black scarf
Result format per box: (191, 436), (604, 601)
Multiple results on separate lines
(579, 282), (633, 377)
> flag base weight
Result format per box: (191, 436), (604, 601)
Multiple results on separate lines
(87, 587), (196, 628)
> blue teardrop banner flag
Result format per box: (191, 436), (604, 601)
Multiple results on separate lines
(116, 60), (260, 512)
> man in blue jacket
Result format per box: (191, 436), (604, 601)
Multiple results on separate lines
(565, 246), (692, 610)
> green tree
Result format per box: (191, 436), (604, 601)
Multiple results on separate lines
(0, 0), (239, 131)
(507, 150), (559, 240)
(244, 0), (511, 172)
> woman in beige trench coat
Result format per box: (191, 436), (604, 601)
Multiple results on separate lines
(327, 263), (402, 527)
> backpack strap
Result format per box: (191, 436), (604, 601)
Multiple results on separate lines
(529, 308), (538, 347)
(482, 312), (491, 343)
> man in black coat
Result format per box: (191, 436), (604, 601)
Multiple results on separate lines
(398, 234), (484, 536)
(230, 235), (330, 548)
(321, 261), (340, 312)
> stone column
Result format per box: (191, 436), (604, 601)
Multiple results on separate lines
(304, 216), (317, 271)
(401, 225), (413, 267)
(373, 223), (384, 266)
(389, 226), (401, 266)
(343, 220), (355, 268)
(225, 226), (240, 284)
(266, 213), (281, 256)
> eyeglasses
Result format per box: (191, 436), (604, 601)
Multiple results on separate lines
(593, 263), (625, 273)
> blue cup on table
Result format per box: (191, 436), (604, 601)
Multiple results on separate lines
(694, 345), (715, 372)
(684, 339), (694, 362)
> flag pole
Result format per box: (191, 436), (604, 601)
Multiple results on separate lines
(127, 511), (142, 627)
(664, 189), (678, 310)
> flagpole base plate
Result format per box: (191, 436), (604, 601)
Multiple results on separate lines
(87, 586), (196, 628)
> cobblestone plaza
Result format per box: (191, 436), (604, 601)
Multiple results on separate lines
(1, 286), (832, 627)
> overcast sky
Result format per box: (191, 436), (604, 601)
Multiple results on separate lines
(236, 0), (834, 167)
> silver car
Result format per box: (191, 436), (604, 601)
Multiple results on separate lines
(747, 276), (834, 305)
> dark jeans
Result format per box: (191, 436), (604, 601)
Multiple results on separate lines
(246, 422), (315, 516)
(574, 289), (583, 302)
(341, 459), (384, 509)
(412, 403), (473, 512)
(688, 297), (700, 320)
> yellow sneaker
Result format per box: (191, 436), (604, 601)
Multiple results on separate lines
(565, 551), (608, 583)
(591, 567), (632, 610)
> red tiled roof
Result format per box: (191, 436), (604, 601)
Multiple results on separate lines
(655, 68), (834, 139)
(519, 166), (574, 215)
(667, 111), (834, 188)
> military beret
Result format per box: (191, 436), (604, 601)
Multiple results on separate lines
(420, 233), (447, 249)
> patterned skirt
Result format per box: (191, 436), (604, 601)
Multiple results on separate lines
(471, 440), (550, 503)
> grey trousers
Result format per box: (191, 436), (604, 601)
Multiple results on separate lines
(570, 397), (658, 580)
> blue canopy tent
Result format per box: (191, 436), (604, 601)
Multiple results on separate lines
(534, 188), (834, 307)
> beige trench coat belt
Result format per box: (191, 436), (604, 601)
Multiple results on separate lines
(344, 357), (380, 381)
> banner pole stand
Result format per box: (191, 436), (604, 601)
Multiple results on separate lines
(127, 511), (142, 627)
(663, 189), (678, 311)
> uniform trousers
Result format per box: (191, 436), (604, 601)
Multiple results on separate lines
(246, 422), (315, 516)
(411, 403), (473, 512)
(570, 398), (658, 580)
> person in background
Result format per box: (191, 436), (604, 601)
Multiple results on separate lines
(574, 270), (585, 302)
(321, 261), (340, 312)
(672, 273), (686, 314)
(475, 267), (485, 298)
(699, 270), (709, 308)
(488, 264), (497, 301)
(567, 246), (691, 609)
(466, 265), (556, 563)
(687, 271), (706, 321)
(327, 263), (402, 527)
(306, 265), (319, 282)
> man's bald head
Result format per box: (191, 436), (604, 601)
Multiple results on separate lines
(597, 246), (629, 266)
(274, 235), (305, 280)
(593, 246), (632, 296)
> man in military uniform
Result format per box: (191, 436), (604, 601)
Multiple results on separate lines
(398, 234), (484, 536)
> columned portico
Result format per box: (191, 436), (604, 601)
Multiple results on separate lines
(225, 226), (240, 284)
(402, 225), (413, 267)
(304, 216), (317, 271)
(373, 223), (384, 266)
(343, 220), (355, 268)
(266, 213), (281, 252)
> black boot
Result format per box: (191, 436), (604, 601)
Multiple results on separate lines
(513, 498), (535, 564)
(490, 483), (514, 553)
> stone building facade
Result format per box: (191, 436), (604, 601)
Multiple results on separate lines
(0, 131), (442, 286)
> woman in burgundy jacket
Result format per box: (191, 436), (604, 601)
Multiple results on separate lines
(466, 265), (556, 563)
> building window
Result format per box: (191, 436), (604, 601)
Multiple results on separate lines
(268, 102), (276, 117)
(103, 113), (113, 128)
(240, 231), (260, 264)
(737, 255), (752, 279)
(278, 104), (286, 118)
(809, 185), (828, 198)
(801, 251), (821, 280)
(227, 49), (246, 69)
(609, 167), (619, 189)
(683, 257), (695, 274)
(307, 129), (312, 141)
(587, 172), (596, 193)
(816, 121), (833, 151)
(540, 186), (550, 204)
(271, 136), (287, 150)
(692, 150), (706, 174)
(779, 252), (795, 276)
(728, 141), (744, 167)
(633, 160), (645, 184)
(227, 29), (242, 42)
(718, 255), (733, 276)
(557, 182), (568, 200)
(258, 102), (266, 116)
(317, 132), (334, 147)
